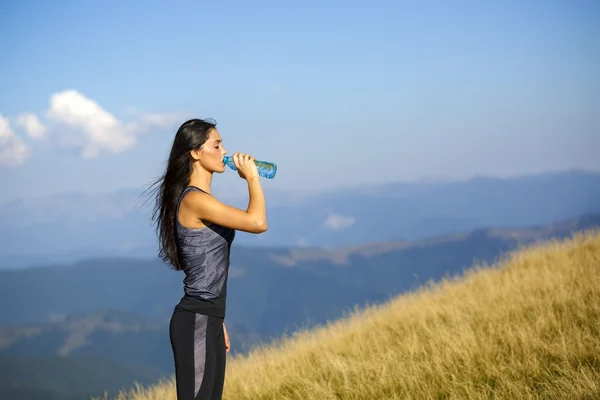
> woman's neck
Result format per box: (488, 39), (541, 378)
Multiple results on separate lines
(188, 165), (212, 194)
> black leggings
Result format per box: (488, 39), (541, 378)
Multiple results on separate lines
(170, 308), (226, 400)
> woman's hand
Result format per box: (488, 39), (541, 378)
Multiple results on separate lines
(232, 152), (259, 181)
(223, 323), (230, 353)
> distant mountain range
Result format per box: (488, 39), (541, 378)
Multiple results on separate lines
(0, 212), (599, 399)
(1, 169), (600, 269)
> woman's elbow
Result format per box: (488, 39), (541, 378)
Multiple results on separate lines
(252, 220), (268, 233)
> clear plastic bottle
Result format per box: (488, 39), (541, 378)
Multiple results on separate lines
(223, 155), (277, 179)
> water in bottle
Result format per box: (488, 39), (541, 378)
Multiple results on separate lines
(223, 155), (277, 179)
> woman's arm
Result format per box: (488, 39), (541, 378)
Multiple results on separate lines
(188, 153), (268, 233)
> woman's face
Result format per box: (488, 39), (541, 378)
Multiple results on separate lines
(196, 128), (228, 173)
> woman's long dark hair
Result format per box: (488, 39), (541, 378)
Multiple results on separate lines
(144, 118), (216, 270)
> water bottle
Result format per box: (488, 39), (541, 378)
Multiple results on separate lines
(223, 155), (277, 179)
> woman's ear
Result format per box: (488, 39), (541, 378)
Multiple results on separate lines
(190, 147), (202, 161)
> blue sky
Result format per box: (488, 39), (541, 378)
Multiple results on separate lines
(1, 0), (599, 204)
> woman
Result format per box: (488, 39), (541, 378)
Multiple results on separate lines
(149, 118), (268, 399)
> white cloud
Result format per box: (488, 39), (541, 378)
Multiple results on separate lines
(45, 89), (179, 158)
(1, 89), (181, 166)
(47, 90), (140, 158)
(125, 110), (183, 139)
(48, 90), (135, 158)
(0, 114), (30, 166)
(324, 213), (355, 230)
(16, 112), (46, 139)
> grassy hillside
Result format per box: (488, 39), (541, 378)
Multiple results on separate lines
(104, 230), (600, 400)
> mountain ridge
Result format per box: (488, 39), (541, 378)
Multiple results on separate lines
(2, 169), (600, 269)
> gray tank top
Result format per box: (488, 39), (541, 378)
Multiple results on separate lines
(174, 186), (235, 318)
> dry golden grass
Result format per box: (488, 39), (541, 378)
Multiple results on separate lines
(99, 230), (600, 400)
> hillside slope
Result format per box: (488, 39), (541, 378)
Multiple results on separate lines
(109, 230), (600, 400)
